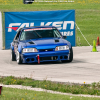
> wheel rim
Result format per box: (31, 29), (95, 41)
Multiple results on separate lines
(16, 51), (19, 63)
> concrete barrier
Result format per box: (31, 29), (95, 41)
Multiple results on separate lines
(0, 12), (2, 50)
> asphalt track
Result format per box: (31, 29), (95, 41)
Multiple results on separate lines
(0, 46), (100, 84)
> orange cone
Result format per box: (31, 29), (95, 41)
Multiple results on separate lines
(96, 37), (100, 46)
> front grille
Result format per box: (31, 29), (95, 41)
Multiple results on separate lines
(39, 49), (54, 52)
(40, 56), (58, 61)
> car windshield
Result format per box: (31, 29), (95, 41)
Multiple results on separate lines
(20, 28), (62, 41)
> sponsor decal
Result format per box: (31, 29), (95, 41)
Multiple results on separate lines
(24, 28), (53, 31)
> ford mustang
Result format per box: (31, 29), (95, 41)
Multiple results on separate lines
(10, 26), (73, 64)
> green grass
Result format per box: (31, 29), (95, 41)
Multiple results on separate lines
(0, 87), (100, 100)
(0, 1), (100, 47)
(0, 76), (100, 96)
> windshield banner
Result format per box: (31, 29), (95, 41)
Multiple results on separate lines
(5, 10), (75, 49)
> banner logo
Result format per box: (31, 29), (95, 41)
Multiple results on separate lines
(7, 21), (74, 36)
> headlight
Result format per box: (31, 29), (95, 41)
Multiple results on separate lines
(55, 45), (69, 51)
(23, 48), (38, 53)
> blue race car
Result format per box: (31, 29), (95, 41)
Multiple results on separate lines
(10, 26), (73, 64)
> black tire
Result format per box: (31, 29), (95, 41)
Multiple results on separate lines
(62, 46), (73, 63)
(11, 50), (16, 61)
(16, 51), (22, 64)
(68, 46), (73, 62)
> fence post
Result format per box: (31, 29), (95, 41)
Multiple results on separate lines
(0, 12), (2, 50)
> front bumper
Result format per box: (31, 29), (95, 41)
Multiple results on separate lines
(21, 50), (70, 63)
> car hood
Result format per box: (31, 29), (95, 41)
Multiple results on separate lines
(24, 38), (69, 49)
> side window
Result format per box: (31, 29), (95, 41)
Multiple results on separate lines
(20, 31), (25, 41)
(53, 29), (61, 38)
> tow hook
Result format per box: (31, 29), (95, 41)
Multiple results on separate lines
(37, 55), (40, 64)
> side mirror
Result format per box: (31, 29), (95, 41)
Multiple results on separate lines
(63, 36), (67, 39)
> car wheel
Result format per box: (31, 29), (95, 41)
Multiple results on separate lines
(62, 46), (73, 63)
(16, 51), (22, 64)
(11, 49), (16, 61)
